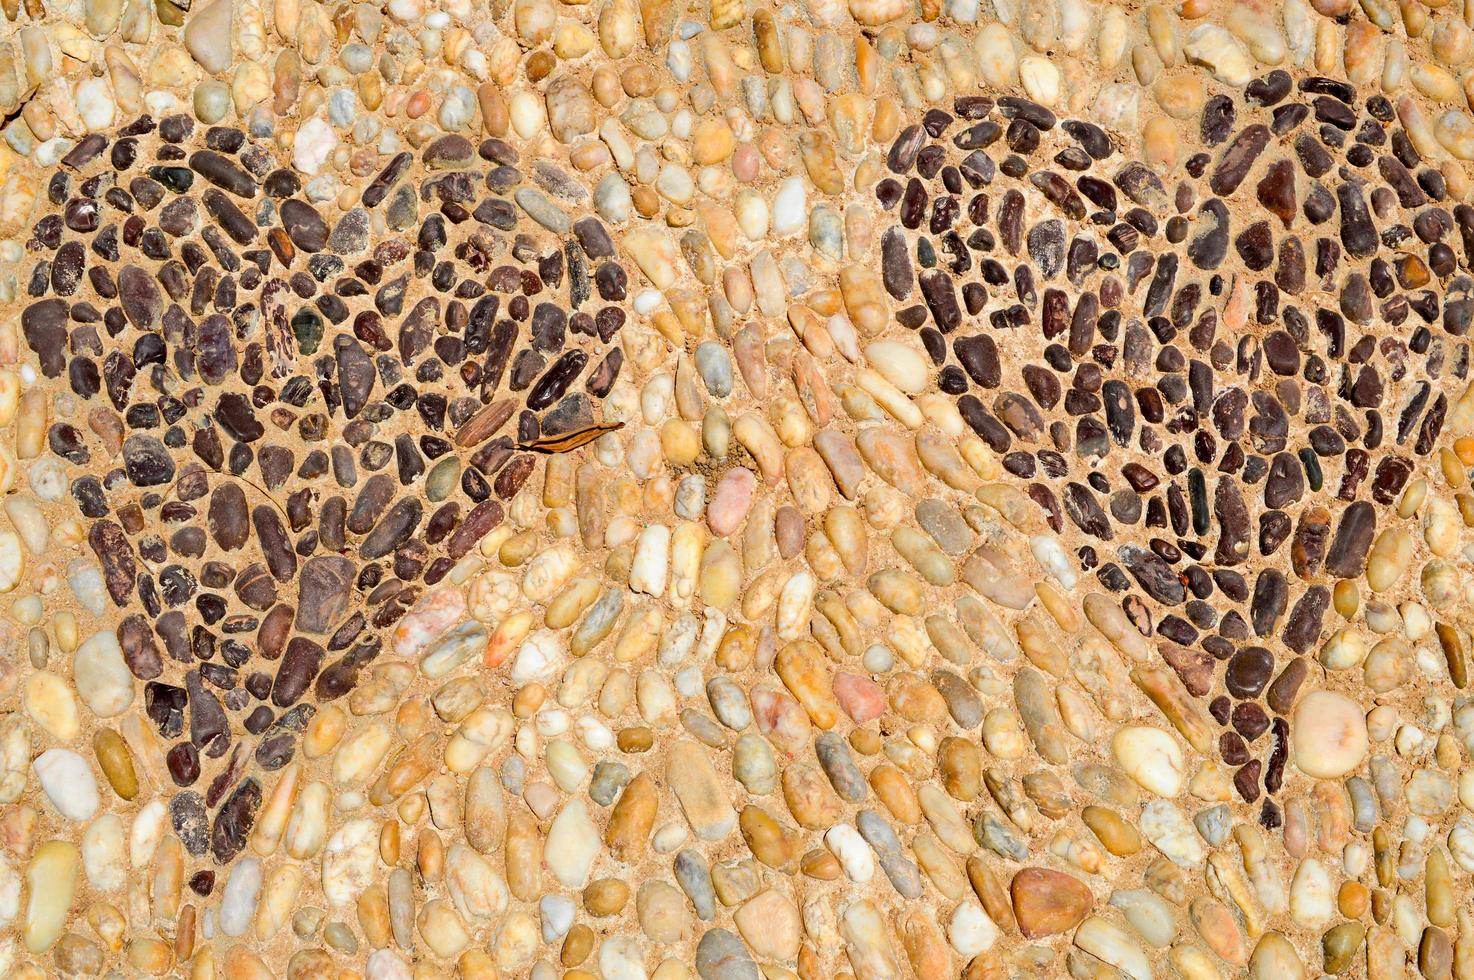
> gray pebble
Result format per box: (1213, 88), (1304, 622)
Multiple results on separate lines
(589, 760), (630, 807)
(1347, 775), (1378, 833)
(500, 754), (525, 795)
(340, 43), (373, 73)
(533, 161), (588, 202)
(706, 676), (752, 731)
(246, 106), (274, 138)
(809, 204), (844, 261)
(815, 732), (867, 803)
(573, 589), (623, 652)
(916, 498), (975, 554)
(933, 669), (983, 728)
(694, 341), (733, 397)
(674, 474), (706, 521)
(329, 207), (371, 256)
(328, 89), (358, 126)
(696, 928), (761, 980)
(856, 809), (924, 898)
(1369, 755), (1402, 809)
(680, 709), (727, 748)
(1192, 804), (1232, 847)
(975, 811), (1030, 862)
(778, 255), (812, 295)
(674, 849), (717, 921)
(515, 186), (571, 234)
(385, 183), (418, 230)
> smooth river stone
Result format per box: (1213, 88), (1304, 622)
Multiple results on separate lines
(707, 468), (756, 537)
(218, 856), (263, 936)
(865, 341), (930, 394)
(833, 672), (885, 723)
(545, 798), (600, 887)
(840, 264), (890, 336)
(295, 555), (356, 633)
(280, 199), (329, 252)
(24, 841), (79, 954)
(33, 749), (99, 822)
(856, 428), (925, 495)
(621, 227), (678, 288)
(1011, 867), (1092, 937)
(182, 0), (235, 73)
(733, 890), (801, 959)
(812, 432), (864, 501)
(73, 630), (134, 718)
(696, 927), (761, 980)
(21, 300), (67, 377)
(667, 740), (737, 841)
(1111, 726), (1185, 797)
(1292, 690), (1368, 778)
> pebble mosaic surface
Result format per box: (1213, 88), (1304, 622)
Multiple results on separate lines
(11, 0), (1474, 977)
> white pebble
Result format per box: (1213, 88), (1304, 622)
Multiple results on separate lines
(948, 901), (999, 957)
(33, 749), (98, 821)
(219, 856), (264, 936)
(632, 290), (662, 316)
(72, 630), (134, 718)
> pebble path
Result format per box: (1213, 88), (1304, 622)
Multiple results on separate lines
(1, 0), (1474, 978)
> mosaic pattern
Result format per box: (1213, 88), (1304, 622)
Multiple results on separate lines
(4, 0), (1474, 978)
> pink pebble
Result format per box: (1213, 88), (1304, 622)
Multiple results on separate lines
(707, 467), (756, 537)
(833, 672), (886, 723)
(751, 684), (812, 757)
(731, 143), (760, 183)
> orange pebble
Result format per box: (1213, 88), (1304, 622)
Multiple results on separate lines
(512, 683), (545, 718)
(1339, 880), (1369, 918)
